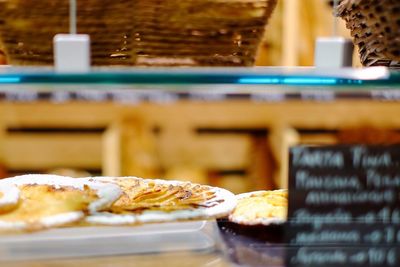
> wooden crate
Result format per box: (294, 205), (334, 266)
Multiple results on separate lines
(1, 100), (400, 191)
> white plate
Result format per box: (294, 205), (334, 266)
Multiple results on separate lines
(0, 221), (216, 261)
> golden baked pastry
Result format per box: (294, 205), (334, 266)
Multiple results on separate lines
(0, 183), (19, 214)
(109, 178), (217, 213)
(229, 189), (287, 225)
(84, 177), (236, 225)
(0, 175), (121, 232)
(0, 184), (98, 230)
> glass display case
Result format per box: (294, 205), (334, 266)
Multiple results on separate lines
(0, 66), (399, 267)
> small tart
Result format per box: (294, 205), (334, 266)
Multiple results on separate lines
(0, 175), (121, 232)
(229, 189), (287, 226)
(84, 177), (237, 225)
(0, 183), (19, 213)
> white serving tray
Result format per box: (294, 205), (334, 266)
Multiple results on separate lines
(0, 221), (216, 261)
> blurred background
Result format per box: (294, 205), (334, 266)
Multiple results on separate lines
(256, 0), (361, 67)
(0, 0), (360, 67)
(0, 0), (398, 194)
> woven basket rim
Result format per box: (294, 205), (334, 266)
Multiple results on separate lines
(0, 0), (277, 66)
(337, 0), (400, 67)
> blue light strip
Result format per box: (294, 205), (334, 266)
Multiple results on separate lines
(282, 78), (337, 85)
(0, 77), (21, 83)
(238, 77), (339, 85)
(238, 78), (281, 84)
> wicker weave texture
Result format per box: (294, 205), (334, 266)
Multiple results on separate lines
(0, 0), (135, 66)
(0, 0), (277, 66)
(337, 0), (400, 68)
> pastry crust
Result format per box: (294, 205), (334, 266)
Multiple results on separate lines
(0, 183), (19, 213)
(84, 177), (237, 225)
(0, 175), (121, 231)
(228, 189), (287, 226)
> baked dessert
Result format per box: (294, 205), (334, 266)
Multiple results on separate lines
(229, 189), (287, 226)
(0, 175), (121, 232)
(83, 177), (237, 225)
(218, 189), (287, 242)
(0, 174), (235, 232)
(218, 190), (287, 267)
(0, 183), (19, 213)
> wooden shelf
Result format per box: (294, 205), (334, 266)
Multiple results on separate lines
(0, 100), (399, 191)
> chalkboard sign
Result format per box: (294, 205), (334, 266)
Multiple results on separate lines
(286, 145), (400, 267)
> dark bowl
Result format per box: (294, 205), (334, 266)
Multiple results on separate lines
(217, 219), (286, 267)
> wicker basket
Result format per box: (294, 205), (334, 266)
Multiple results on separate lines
(337, 0), (400, 68)
(0, 0), (277, 66)
(0, 0), (135, 66)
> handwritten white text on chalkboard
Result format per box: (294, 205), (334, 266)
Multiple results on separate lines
(291, 247), (398, 266)
(304, 190), (395, 205)
(295, 170), (361, 190)
(366, 169), (400, 188)
(351, 147), (392, 168)
(291, 147), (344, 168)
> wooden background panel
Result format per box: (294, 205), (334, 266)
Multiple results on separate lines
(139, 101), (400, 129)
(0, 102), (124, 128)
(0, 100), (399, 189)
(157, 133), (252, 170)
(2, 133), (102, 170)
(1, 101), (400, 129)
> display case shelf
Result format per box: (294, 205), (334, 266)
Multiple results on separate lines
(0, 67), (398, 103)
(0, 66), (398, 86)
